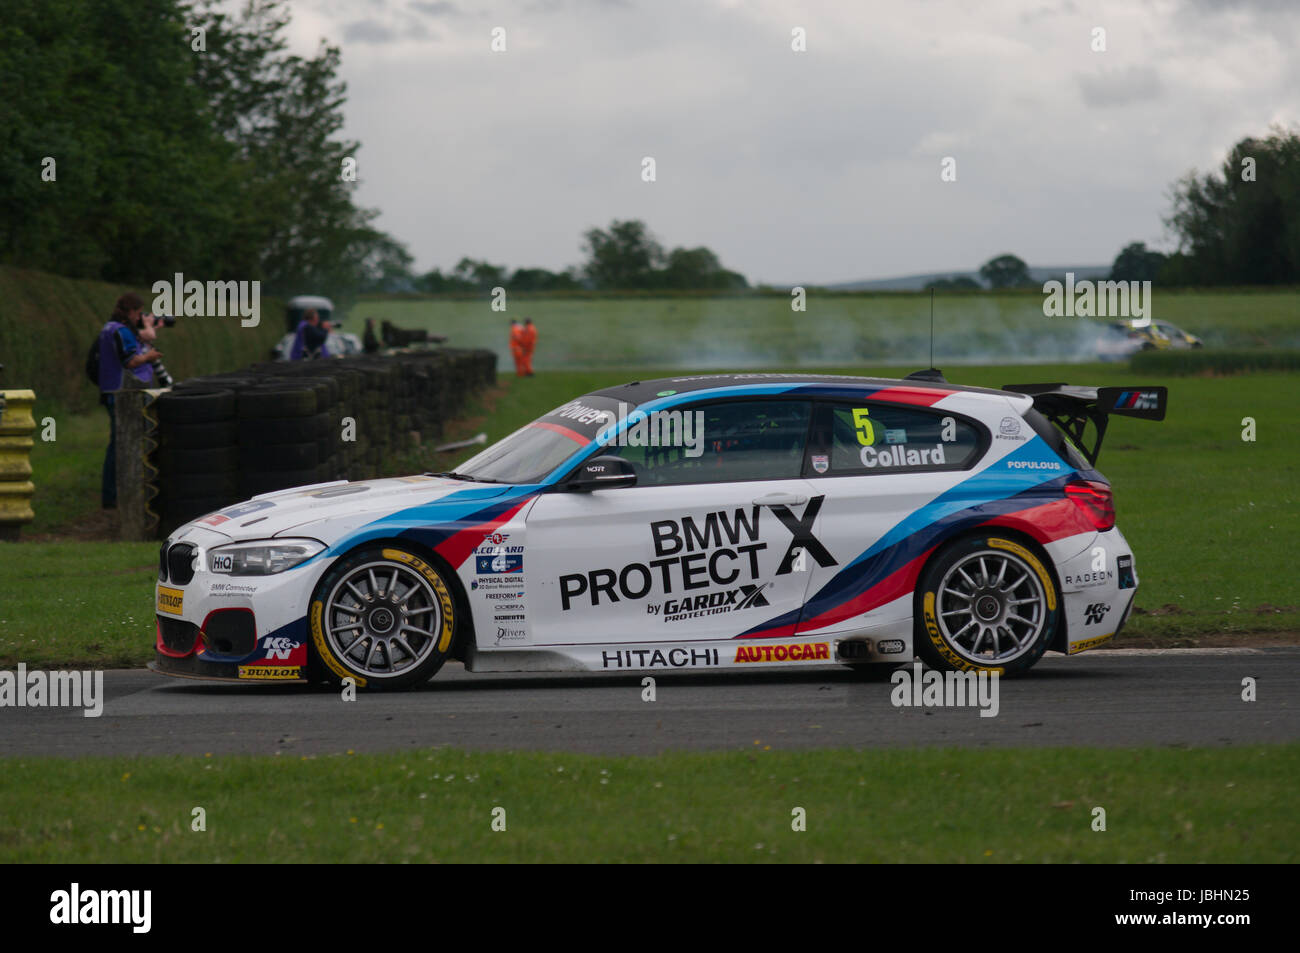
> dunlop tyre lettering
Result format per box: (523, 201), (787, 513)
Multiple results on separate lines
(308, 546), (457, 690)
(914, 535), (1058, 676)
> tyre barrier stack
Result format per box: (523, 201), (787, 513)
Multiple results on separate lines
(149, 348), (496, 536)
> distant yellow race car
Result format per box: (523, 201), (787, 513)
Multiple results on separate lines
(1098, 321), (1203, 360)
(1136, 322), (1203, 350)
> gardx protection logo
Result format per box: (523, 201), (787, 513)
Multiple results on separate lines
(649, 583), (771, 621)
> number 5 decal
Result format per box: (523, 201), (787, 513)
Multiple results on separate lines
(852, 407), (875, 446)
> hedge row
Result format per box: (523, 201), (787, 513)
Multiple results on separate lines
(1129, 348), (1300, 376)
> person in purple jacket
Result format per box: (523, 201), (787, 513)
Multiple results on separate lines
(290, 309), (331, 360)
(97, 293), (160, 508)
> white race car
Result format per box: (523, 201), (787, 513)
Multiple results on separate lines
(151, 371), (1165, 689)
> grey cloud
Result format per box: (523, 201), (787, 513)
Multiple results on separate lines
(518, 0), (630, 13)
(1180, 0), (1300, 13)
(1077, 66), (1164, 107)
(344, 16), (431, 43)
(410, 1), (461, 15)
(344, 19), (398, 43)
(1018, 0), (1078, 24)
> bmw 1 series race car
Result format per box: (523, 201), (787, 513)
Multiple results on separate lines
(150, 371), (1166, 689)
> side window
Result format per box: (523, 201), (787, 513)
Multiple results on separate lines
(809, 402), (982, 476)
(599, 399), (811, 486)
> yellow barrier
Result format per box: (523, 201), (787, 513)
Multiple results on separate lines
(0, 389), (37, 539)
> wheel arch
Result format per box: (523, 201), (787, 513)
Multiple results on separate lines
(314, 535), (477, 662)
(916, 524), (1068, 655)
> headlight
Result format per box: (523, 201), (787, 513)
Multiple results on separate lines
(207, 538), (326, 575)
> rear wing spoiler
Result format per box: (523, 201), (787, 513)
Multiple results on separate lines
(1001, 384), (1168, 466)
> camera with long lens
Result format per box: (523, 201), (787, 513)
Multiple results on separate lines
(141, 313), (177, 387)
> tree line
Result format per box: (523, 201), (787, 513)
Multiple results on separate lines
(929, 125), (1300, 290)
(0, 0), (406, 301)
(400, 220), (749, 294)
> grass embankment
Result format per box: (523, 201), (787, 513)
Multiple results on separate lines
(1, 745), (1295, 862)
(0, 263), (284, 413)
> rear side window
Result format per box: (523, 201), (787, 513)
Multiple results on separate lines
(1021, 408), (1088, 470)
(807, 402), (982, 476)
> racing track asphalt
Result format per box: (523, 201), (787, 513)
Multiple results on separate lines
(2, 648), (1297, 757)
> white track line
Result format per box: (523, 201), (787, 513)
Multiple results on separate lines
(1085, 647), (1268, 656)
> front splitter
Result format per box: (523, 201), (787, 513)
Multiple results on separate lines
(150, 654), (308, 684)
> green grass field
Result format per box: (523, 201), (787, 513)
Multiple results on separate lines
(0, 542), (157, 668)
(358, 288), (1300, 370)
(2, 745), (1295, 862)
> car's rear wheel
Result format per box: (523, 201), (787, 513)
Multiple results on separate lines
(308, 545), (457, 690)
(915, 535), (1059, 676)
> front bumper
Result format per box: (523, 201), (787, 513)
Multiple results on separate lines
(152, 530), (329, 683)
(152, 612), (311, 683)
(149, 652), (308, 683)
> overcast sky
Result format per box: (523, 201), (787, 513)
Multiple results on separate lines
(277, 0), (1299, 285)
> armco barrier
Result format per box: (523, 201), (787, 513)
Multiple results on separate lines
(128, 349), (495, 539)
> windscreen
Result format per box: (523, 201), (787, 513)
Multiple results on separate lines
(451, 395), (623, 485)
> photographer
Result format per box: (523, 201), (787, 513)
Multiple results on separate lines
(290, 308), (331, 360)
(97, 293), (161, 509)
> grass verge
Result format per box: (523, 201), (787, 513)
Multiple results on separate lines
(1, 745), (1295, 863)
(0, 543), (157, 668)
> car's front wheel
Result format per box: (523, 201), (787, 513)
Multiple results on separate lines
(914, 535), (1060, 676)
(308, 545), (458, 690)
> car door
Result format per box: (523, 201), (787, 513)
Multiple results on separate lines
(524, 398), (821, 646)
(792, 399), (988, 637)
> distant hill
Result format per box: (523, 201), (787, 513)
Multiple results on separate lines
(818, 265), (1112, 291)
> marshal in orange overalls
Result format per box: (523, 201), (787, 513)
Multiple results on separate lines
(509, 322), (526, 376)
(519, 320), (537, 376)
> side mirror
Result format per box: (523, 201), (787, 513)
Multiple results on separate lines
(566, 455), (636, 492)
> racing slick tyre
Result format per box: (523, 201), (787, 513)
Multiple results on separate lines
(238, 386), (317, 419)
(157, 444), (240, 473)
(914, 534), (1060, 676)
(308, 545), (458, 691)
(155, 388), (236, 425)
(159, 419), (238, 449)
(237, 412), (331, 444)
(239, 440), (318, 471)
(164, 472), (239, 497)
